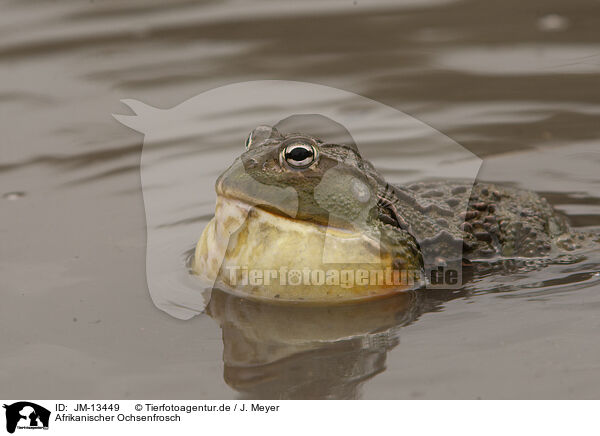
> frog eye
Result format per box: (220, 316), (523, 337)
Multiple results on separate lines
(281, 140), (318, 169)
(245, 125), (280, 150)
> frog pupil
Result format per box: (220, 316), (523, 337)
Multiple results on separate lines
(286, 146), (312, 162)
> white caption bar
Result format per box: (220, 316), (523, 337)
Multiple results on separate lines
(1, 400), (597, 436)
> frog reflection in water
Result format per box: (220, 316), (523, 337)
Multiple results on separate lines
(194, 118), (597, 302)
(207, 287), (467, 399)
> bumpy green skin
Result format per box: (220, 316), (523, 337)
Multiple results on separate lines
(219, 126), (595, 269)
(399, 181), (588, 259)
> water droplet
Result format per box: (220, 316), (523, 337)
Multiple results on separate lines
(350, 178), (370, 203)
(3, 191), (26, 200)
(537, 14), (570, 32)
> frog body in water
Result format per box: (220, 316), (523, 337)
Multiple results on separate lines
(194, 125), (596, 303)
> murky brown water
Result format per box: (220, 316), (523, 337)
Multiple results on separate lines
(1, 0), (600, 399)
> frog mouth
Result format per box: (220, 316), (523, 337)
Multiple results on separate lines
(192, 195), (417, 303)
(214, 159), (302, 221)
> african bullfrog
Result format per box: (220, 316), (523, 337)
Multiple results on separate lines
(193, 125), (597, 302)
